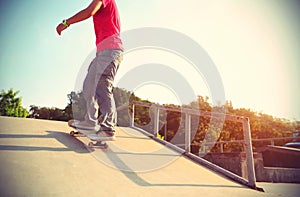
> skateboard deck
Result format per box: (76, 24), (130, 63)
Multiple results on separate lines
(68, 120), (109, 149)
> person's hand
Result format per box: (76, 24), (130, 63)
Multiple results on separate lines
(56, 23), (67, 36)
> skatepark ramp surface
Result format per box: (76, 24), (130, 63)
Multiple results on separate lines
(0, 116), (299, 197)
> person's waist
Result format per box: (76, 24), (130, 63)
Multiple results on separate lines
(96, 35), (123, 52)
(96, 49), (123, 56)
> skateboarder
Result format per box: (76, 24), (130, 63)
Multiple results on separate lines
(56, 0), (123, 140)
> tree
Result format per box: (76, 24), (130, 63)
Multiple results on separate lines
(0, 89), (28, 117)
(29, 105), (70, 121)
(65, 91), (86, 121)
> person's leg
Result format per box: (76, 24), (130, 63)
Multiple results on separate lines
(96, 50), (123, 135)
(70, 57), (100, 130)
(97, 75), (116, 132)
(83, 59), (100, 126)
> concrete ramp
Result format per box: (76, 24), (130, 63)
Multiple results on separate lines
(0, 116), (296, 196)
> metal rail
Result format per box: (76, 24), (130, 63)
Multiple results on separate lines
(129, 101), (257, 189)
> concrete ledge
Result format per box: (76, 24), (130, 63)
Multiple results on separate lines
(261, 145), (300, 168)
(257, 167), (300, 183)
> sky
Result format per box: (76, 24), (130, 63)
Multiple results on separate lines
(0, 0), (299, 121)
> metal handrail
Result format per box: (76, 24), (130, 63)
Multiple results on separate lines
(129, 101), (257, 189)
(132, 101), (248, 122)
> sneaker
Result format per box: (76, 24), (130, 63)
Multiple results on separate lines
(68, 119), (99, 131)
(88, 131), (116, 141)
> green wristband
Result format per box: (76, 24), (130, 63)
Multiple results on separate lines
(62, 19), (69, 27)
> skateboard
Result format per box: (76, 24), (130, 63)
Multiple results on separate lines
(68, 120), (108, 149)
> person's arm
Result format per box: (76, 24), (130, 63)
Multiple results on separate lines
(56, 0), (103, 35)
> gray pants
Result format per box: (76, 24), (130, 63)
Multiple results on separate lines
(82, 49), (123, 131)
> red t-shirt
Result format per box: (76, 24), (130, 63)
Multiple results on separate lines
(93, 0), (123, 52)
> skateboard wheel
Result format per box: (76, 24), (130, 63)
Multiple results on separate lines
(88, 142), (94, 148)
(104, 143), (108, 149)
(70, 131), (75, 136)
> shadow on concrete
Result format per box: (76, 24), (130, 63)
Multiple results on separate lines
(103, 145), (246, 189)
(0, 131), (89, 153)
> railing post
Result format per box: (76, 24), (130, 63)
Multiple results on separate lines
(154, 106), (159, 137)
(202, 142), (206, 153)
(164, 120), (167, 141)
(130, 103), (135, 127)
(185, 113), (191, 153)
(220, 143), (224, 153)
(243, 118), (256, 188)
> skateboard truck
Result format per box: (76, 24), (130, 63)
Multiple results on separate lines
(88, 141), (108, 149)
(69, 129), (108, 149)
